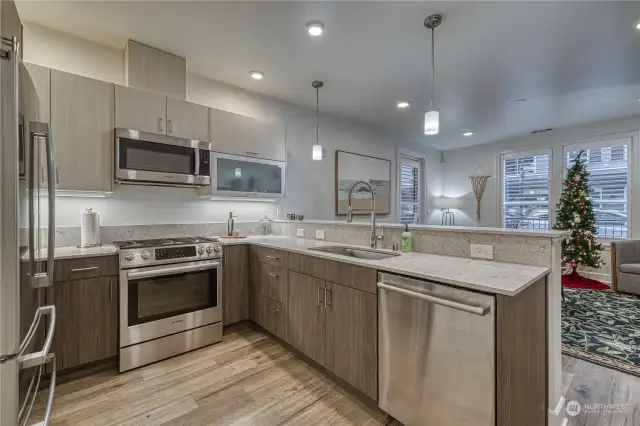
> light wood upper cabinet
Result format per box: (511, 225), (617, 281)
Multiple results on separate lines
(125, 40), (186, 100)
(115, 85), (167, 135)
(209, 108), (286, 161)
(166, 97), (209, 141)
(51, 70), (114, 192)
(23, 63), (50, 124)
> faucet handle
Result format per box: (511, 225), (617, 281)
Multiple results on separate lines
(347, 207), (353, 223)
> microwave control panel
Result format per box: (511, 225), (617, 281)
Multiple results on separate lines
(199, 150), (211, 176)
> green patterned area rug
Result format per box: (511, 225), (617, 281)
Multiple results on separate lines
(562, 287), (640, 376)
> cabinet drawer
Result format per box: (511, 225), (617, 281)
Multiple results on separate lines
(264, 297), (288, 342)
(288, 252), (377, 294)
(54, 256), (118, 282)
(262, 264), (288, 304)
(255, 247), (288, 268)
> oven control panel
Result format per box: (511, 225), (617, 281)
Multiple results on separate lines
(120, 243), (223, 268)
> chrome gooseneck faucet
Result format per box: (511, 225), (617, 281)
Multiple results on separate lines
(347, 180), (383, 249)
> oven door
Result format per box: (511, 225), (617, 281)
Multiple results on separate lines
(120, 259), (222, 347)
(115, 128), (211, 186)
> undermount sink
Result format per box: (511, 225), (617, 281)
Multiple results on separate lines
(308, 245), (401, 260)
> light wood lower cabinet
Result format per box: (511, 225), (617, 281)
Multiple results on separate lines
(287, 271), (326, 367)
(248, 247), (378, 401)
(324, 281), (378, 401)
(222, 245), (249, 325)
(47, 275), (118, 371)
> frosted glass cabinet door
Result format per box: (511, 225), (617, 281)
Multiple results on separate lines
(212, 155), (285, 197)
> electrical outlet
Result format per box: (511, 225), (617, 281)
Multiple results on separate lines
(470, 244), (494, 260)
(315, 230), (325, 240)
(296, 228), (304, 237)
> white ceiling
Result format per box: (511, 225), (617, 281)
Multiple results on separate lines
(16, 1), (640, 150)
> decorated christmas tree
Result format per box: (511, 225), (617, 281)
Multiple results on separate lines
(554, 150), (603, 274)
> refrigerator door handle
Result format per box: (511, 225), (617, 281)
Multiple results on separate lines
(28, 122), (55, 289)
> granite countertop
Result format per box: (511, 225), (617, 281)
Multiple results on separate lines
(21, 244), (119, 262)
(23, 236), (550, 296)
(222, 236), (550, 296)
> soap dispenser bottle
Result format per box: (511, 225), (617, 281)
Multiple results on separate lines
(400, 224), (413, 252)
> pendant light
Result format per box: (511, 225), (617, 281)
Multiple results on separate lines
(312, 80), (325, 160)
(424, 14), (442, 136)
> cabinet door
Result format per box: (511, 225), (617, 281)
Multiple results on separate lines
(115, 85), (167, 135)
(51, 70), (114, 192)
(166, 97), (209, 141)
(263, 264), (288, 304)
(49, 276), (118, 371)
(265, 297), (287, 343)
(288, 271), (326, 366)
(325, 282), (378, 401)
(209, 108), (285, 161)
(125, 40), (163, 95)
(222, 245), (249, 325)
(249, 254), (268, 328)
(160, 51), (186, 100)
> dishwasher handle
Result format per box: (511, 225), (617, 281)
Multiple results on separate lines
(377, 282), (490, 316)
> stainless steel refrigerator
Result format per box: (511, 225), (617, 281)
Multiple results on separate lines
(0, 1), (57, 425)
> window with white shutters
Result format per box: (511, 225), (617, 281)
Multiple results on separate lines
(501, 151), (551, 230)
(565, 139), (629, 239)
(400, 157), (421, 224)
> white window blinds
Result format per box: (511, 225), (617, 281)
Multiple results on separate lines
(565, 139), (629, 239)
(400, 157), (421, 224)
(502, 152), (550, 230)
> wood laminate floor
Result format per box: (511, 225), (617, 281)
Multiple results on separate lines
(31, 325), (640, 426)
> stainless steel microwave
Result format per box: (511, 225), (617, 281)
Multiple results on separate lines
(115, 128), (211, 187)
(208, 152), (286, 198)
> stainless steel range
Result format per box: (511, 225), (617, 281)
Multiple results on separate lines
(114, 236), (223, 372)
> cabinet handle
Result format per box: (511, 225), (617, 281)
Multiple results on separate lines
(40, 165), (44, 184)
(265, 255), (280, 260)
(324, 287), (332, 308)
(316, 284), (321, 306)
(55, 166), (60, 185)
(168, 119), (172, 134)
(110, 281), (112, 301)
(267, 272), (279, 279)
(158, 117), (163, 132)
(246, 151), (258, 156)
(268, 306), (279, 313)
(70, 266), (99, 273)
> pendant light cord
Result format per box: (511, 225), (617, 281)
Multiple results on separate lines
(316, 86), (319, 145)
(431, 26), (435, 111)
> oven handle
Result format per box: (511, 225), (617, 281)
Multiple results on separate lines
(127, 262), (220, 280)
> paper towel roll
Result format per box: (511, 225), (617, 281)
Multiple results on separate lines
(80, 208), (100, 247)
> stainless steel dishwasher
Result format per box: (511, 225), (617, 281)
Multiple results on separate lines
(377, 272), (495, 426)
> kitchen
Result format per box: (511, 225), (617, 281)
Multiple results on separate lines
(2, 1), (639, 426)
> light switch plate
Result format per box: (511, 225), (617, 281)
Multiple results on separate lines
(315, 230), (325, 240)
(470, 244), (494, 260)
(296, 228), (305, 237)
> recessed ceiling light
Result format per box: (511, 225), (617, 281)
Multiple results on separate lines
(635, 21), (640, 31)
(306, 21), (324, 37)
(636, 96), (640, 103)
(396, 101), (410, 109)
(462, 131), (474, 137)
(517, 98), (527, 104)
(249, 70), (264, 80)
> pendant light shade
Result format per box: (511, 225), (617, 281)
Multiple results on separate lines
(424, 110), (439, 135)
(424, 14), (442, 136)
(312, 80), (325, 160)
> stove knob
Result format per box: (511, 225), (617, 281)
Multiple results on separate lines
(124, 252), (135, 261)
(214, 246), (221, 253)
(206, 246), (214, 253)
(141, 251), (151, 260)
(197, 247), (205, 255)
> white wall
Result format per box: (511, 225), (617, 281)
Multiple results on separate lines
(23, 23), (124, 85)
(22, 24), (442, 228)
(442, 116), (640, 232)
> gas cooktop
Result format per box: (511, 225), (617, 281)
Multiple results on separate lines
(112, 236), (220, 250)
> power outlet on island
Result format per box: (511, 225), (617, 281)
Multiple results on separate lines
(315, 230), (325, 240)
(296, 228), (305, 237)
(470, 244), (494, 260)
